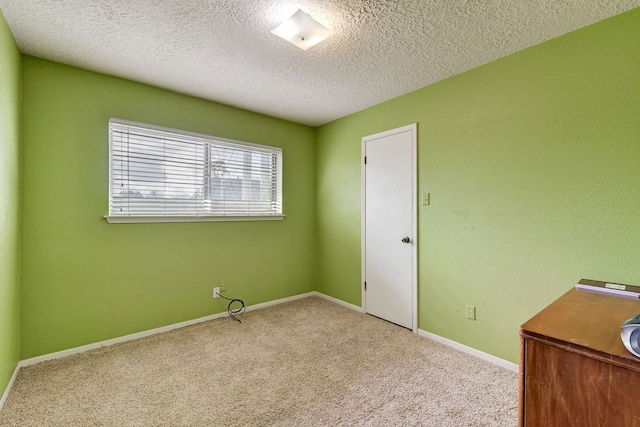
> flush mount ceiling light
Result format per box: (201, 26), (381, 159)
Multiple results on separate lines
(270, 9), (333, 51)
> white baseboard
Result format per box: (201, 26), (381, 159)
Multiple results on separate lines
(244, 291), (315, 313)
(20, 292), (317, 368)
(312, 293), (516, 372)
(418, 329), (518, 372)
(311, 291), (364, 312)
(0, 364), (20, 413)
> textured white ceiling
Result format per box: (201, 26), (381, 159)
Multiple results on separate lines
(1, 1), (639, 126)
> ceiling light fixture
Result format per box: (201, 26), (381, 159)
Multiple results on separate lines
(270, 9), (333, 51)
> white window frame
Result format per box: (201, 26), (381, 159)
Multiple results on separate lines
(105, 118), (284, 224)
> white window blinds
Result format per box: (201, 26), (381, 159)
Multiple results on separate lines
(107, 118), (283, 223)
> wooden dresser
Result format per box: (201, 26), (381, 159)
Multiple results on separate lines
(519, 287), (640, 426)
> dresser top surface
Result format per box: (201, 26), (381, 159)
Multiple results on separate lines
(521, 287), (640, 362)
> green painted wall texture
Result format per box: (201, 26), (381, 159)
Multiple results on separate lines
(0, 10), (21, 396)
(316, 8), (640, 363)
(20, 58), (316, 359)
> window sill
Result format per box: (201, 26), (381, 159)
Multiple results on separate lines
(104, 215), (285, 224)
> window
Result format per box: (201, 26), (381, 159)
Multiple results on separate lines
(105, 118), (283, 223)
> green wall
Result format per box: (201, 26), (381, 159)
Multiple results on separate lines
(20, 58), (316, 359)
(0, 11), (21, 396)
(316, 8), (640, 363)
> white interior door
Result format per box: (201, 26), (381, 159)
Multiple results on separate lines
(362, 124), (417, 331)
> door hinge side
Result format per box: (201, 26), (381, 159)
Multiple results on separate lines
(364, 156), (367, 165)
(364, 281), (367, 291)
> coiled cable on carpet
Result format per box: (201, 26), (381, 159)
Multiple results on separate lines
(216, 291), (246, 323)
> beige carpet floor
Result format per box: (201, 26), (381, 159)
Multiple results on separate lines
(0, 296), (518, 426)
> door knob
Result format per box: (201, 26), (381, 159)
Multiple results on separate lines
(401, 236), (411, 243)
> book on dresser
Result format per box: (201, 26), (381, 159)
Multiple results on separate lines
(574, 278), (640, 298)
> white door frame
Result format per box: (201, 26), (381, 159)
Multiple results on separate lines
(361, 123), (418, 333)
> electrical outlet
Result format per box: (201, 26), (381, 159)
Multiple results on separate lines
(213, 287), (220, 298)
(466, 305), (476, 320)
(220, 281), (226, 292)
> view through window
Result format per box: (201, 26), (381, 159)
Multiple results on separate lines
(107, 118), (283, 222)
